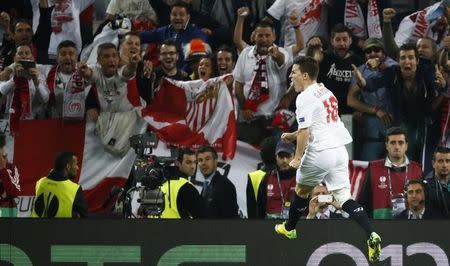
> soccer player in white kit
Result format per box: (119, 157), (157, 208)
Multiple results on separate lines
(274, 56), (382, 263)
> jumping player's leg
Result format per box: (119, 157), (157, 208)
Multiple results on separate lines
(326, 146), (381, 263)
(275, 183), (314, 239)
(275, 151), (324, 239)
(287, 183), (314, 229)
(331, 187), (374, 237)
(331, 187), (382, 263)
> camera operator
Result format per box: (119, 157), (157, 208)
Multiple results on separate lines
(157, 148), (204, 219)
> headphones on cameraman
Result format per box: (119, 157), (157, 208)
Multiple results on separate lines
(404, 179), (428, 202)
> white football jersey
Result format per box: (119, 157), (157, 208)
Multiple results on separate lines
(295, 82), (352, 151)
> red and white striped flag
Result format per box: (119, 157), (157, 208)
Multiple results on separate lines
(140, 75), (237, 160)
(348, 160), (369, 201)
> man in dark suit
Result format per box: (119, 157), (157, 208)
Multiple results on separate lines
(395, 180), (440, 219)
(197, 146), (239, 218)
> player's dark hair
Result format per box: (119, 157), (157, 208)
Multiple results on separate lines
(293, 56), (319, 80)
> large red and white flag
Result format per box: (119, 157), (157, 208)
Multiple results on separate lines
(8, 117), (368, 216)
(9, 119), (142, 215)
(140, 76), (237, 160)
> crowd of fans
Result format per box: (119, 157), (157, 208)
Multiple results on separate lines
(0, 0), (449, 220)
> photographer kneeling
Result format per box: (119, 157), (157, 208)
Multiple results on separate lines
(156, 148), (204, 219)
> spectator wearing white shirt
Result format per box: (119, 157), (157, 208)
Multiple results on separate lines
(233, 21), (291, 145)
(0, 42), (49, 121)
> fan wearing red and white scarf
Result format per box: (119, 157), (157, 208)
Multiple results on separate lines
(237, 24), (285, 122)
(46, 40), (85, 116)
(4, 44), (48, 134)
(46, 65), (86, 118)
(245, 53), (270, 112)
(5, 65), (48, 134)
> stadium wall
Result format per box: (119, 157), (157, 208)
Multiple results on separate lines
(0, 219), (449, 265)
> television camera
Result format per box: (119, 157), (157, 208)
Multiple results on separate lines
(119, 132), (178, 218)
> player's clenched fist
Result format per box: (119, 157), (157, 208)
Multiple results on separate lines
(289, 157), (301, 169)
(281, 132), (296, 143)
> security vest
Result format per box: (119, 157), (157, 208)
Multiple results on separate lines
(369, 159), (422, 219)
(248, 170), (266, 200)
(159, 178), (191, 219)
(31, 176), (79, 218)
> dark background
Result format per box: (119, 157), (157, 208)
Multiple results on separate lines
(1, 219), (449, 266)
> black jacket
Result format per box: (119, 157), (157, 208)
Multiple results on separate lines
(202, 171), (239, 219)
(425, 175), (450, 218)
(169, 170), (204, 219)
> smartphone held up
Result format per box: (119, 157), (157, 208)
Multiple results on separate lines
(17, 60), (36, 78)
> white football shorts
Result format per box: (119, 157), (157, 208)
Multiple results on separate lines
(296, 146), (350, 191)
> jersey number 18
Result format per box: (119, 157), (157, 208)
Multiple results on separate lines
(322, 96), (338, 123)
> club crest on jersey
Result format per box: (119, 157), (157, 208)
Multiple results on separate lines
(298, 117), (305, 123)
(378, 176), (387, 189)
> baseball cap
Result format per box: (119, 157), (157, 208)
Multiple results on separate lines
(363, 38), (384, 51)
(275, 141), (295, 155)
